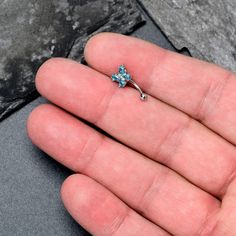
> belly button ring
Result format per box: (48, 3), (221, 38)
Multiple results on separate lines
(111, 65), (147, 101)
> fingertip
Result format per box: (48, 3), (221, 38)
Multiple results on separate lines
(36, 58), (60, 93)
(60, 174), (128, 236)
(60, 174), (83, 206)
(35, 57), (77, 96)
(27, 104), (55, 143)
(84, 32), (126, 67)
(60, 174), (101, 226)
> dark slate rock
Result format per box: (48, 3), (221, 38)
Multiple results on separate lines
(0, 0), (144, 121)
(139, 0), (236, 72)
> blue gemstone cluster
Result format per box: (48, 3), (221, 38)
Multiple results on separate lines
(111, 65), (131, 88)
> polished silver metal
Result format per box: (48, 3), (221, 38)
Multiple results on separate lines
(129, 79), (147, 101)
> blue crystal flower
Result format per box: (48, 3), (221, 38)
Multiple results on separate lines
(111, 65), (131, 88)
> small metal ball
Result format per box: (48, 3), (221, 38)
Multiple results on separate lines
(140, 94), (147, 101)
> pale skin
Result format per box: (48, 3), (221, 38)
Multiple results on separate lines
(27, 33), (236, 236)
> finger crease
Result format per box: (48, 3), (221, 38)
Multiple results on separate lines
(108, 207), (131, 236)
(138, 168), (171, 217)
(153, 116), (193, 168)
(196, 208), (220, 236)
(78, 134), (106, 174)
(195, 71), (232, 122)
(220, 164), (236, 197)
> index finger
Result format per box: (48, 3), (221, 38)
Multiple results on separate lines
(84, 33), (236, 145)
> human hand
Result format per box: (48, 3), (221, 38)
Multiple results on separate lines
(27, 33), (236, 236)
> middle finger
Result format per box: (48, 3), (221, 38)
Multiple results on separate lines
(36, 58), (236, 198)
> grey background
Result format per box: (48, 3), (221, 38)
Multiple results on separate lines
(0, 8), (176, 236)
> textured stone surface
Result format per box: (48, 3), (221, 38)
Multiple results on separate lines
(139, 0), (236, 72)
(0, 0), (144, 121)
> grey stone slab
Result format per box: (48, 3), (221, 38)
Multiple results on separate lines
(0, 0), (144, 121)
(0, 10), (175, 235)
(139, 0), (236, 72)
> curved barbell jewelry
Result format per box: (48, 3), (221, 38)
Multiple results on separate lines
(111, 65), (147, 101)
